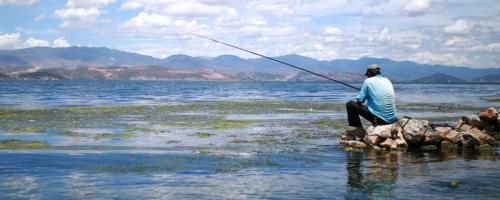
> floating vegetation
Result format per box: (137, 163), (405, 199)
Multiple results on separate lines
(194, 132), (213, 138)
(311, 118), (349, 130)
(252, 135), (279, 144)
(125, 126), (155, 133)
(212, 119), (257, 130)
(0, 140), (49, 150)
(398, 103), (480, 113)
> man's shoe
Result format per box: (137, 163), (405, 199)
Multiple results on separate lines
(346, 127), (366, 138)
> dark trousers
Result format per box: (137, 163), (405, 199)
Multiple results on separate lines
(346, 101), (388, 128)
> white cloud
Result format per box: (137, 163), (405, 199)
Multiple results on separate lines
(253, 3), (294, 16)
(121, 12), (172, 30)
(0, 32), (21, 49)
(468, 43), (500, 52)
(402, 0), (431, 17)
(444, 20), (471, 34)
(410, 51), (470, 66)
(120, 1), (142, 10)
(444, 36), (472, 46)
(0, 0), (37, 6)
(323, 26), (343, 35)
(251, 18), (267, 26)
(164, 1), (230, 17)
(54, 0), (115, 28)
(23, 37), (50, 48)
(52, 37), (70, 47)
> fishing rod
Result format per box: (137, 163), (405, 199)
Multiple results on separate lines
(182, 31), (361, 91)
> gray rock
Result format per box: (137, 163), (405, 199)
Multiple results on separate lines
(459, 124), (496, 146)
(399, 118), (429, 145)
(340, 140), (367, 149)
(458, 115), (483, 129)
(434, 127), (452, 136)
(479, 107), (499, 126)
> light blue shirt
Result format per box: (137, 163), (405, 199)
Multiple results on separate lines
(357, 74), (397, 123)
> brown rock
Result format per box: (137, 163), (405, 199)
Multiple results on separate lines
(424, 130), (442, 144)
(364, 135), (384, 146)
(459, 124), (496, 146)
(460, 132), (481, 147)
(434, 127), (452, 137)
(443, 130), (461, 144)
(340, 140), (367, 149)
(479, 107), (499, 126)
(394, 138), (408, 148)
(380, 138), (398, 150)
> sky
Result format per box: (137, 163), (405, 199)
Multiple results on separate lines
(0, 0), (499, 68)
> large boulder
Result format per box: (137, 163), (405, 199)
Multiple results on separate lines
(399, 118), (430, 145)
(459, 124), (496, 146)
(364, 135), (384, 146)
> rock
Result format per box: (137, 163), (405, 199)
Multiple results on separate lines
(434, 127), (452, 136)
(380, 138), (398, 150)
(458, 115), (483, 129)
(366, 124), (396, 139)
(443, 130), (461, 144)
(399, 118), (429, 145)
(364, 135), (384, 146)
(371, 145), (382, 151)
(479, 107), (499, 126)
(459, 124), (496, 146)
(340, 140), (367, 149)
(420, 145), (438, 151)
(341, 134), (355, 141)
(424, 130), (442, 144)
(394, 138), (408, 148)
(460, 132), (481, 147)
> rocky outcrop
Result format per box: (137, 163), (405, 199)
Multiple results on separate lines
(341, 107), (500, 151)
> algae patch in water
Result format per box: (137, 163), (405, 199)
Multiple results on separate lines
(311, 118), (349, 130)
(194, 132), (213, 138)
(212, 119), (257, 130)
(0, 140), (49, 150)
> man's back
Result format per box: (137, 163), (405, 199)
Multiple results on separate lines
(357, 75), (396, 123)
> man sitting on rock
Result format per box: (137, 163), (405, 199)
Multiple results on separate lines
(343, 64), (397, 140)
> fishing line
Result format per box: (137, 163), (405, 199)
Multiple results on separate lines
(182, 31), (361, 91)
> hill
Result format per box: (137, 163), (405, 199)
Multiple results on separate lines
(1, 47), (499, 81)
(0, 72), (12, 80)
(472, 74), (500, 82)
(411, 73), (467, 83)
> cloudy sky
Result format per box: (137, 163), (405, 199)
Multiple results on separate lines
(0, 0), (498, 68)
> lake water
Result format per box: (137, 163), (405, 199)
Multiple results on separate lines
(0, 81), (499, 199)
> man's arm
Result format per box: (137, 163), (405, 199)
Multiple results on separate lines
(356, 81), (368, 105)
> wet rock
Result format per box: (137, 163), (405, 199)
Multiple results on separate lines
(424, 130), (442, 144)
(394, 138), (408, 148)
(366, 124), (396, 139)
(340, 140), (367, 149)
(380, 138), (398, 150)
(371, 145), (382, 151)
(341, 134), (355, 141)
(460, 132), (481, 147)
(399, 118), (429, 145)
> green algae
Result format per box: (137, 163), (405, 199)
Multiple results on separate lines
(420, 145), (438, 151)
(474, 144), (495, 152)
(93, 133), (137, 140)
(252, 135), (279, 144)
(311, 118), (349, 130)
(212, 119), (257, 130)
(194, 132), (213, 138)
(0, 140), (49, 150)
(125, 126), (155, 133)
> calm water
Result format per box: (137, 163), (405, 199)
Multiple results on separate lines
(0, 81), (499, 199)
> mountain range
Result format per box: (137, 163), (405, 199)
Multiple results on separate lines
(0, 46), (499, 82)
